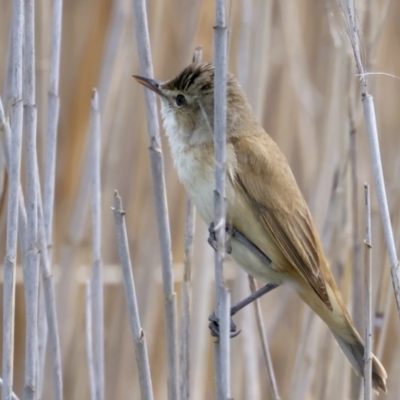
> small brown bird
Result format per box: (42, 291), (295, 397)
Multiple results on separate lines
(134, 62), (387, 393)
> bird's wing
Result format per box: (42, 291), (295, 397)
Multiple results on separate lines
(232, 135), (332, 311)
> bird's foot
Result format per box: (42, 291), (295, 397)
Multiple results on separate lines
(208, 311), (240, 339)
(208, 222), (233, 254)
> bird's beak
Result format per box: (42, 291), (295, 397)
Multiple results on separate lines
(133, 75), (166, 98)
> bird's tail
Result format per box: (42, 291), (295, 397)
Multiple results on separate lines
(330, 321), (387, 394)
(298, 284), (387, 394)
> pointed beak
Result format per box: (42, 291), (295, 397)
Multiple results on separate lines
(133, 75), (165, 98)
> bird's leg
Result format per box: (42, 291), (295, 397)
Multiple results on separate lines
(207, 221), (233, 254)
(230, 227), (272, 266)
(208, 283), (279, 338)
(208, 222), (272, 265)
(207, 222), (279, 338)
(231, 282), (279, 316)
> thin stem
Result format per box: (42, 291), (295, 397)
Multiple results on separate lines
(363, 184), (372, 400)
(23, 0), (40, 398)
(36, 285), (48, 398)
(43, 0), (63, 246)
(289, 308), (314, 398)
(1, 100), (28, 400)
(344, 0), (366, 94)
(3, 1), (24, 399)
(1, 96), (62, 400)
(179, 46), (201, 400)
(90, 89), (105, 400)
(131, 1), (179, 399)
(36, 170), (63, 400)
(221, 289), (231, 399)
(112, 191), (154, 400)
(85, 281), (96, 400)
(343, 0), (400, 319)
(38, 0), (63, 393)
(248, 276), (281, 400)
(0, 377), (20, 400)
(213, 0), (230, 398)
(2, 22), (14, 106)
(180, 196), (195, 400)
(349, 119), (362, 332)
(362, 95), (400, 317)
(240, 273), (261, 400)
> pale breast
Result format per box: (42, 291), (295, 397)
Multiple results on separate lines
(162, 111), (216, 223)
(178, 150), (215, 225)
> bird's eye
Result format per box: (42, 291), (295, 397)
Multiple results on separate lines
(175, 94), (186, 107)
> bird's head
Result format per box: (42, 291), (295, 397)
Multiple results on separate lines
(134, 62), (255, 144)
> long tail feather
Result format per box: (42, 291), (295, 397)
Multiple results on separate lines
(331, 327), (387, 394)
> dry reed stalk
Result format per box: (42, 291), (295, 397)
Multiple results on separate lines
(375, 216), (400, 361)
(38, 0), (63, 394)
(90, 89), (105, 400)
(0, 378), (20, 400)
(2, 22), (14, 107)
(1, 13), (65, 394)
(348, 77), (363, 399)
(316, 151), (348, 397)
(180, 198), (195, 400)
(36, 179), (63, 400)
(375, 275), (392, 361)
(362, 0), (399, 378)
(0, 125), (64, 399)
(53, 149), (89, 395)
(248, 276), (280, 400)
(213, 1), (231, 398)
(347, 1), (390, 364)
(98, 0), (131, 183)
(13, 141), (62, 400)
(190, 231), (214, 400)
(2, 1), (24, 399)
(36, 287), (47, 398)
(179, 46), (201, 400)
(297, 319), (325, 400)
(85, 281), (96, 400)
(131, 1), (179, 399)
(112, 191), (154, 400)
(363, 184), (372, 399)
(43, 0), (62, 248)
(237, 0), (251, 91)
(238, 275), (261, 400)
(288, 308), (313, 399)
(22, 0), (40, 398)
(311, 27), (347, 241)
(343, 0), (400, 318)
(316, 330), (335, 399)
(249, 0), (273, 119)
(278, 0), (318, 192)
(55, 0), (125, 302)
(362, 95), (400, 312)
(98, 0), (127, 111)
(236, 5), (280, 396)
(0, 98), (25, 400)
(348, 81), (363, 335)
(213, 291), (231, 400)
(364, 0), (391, 72)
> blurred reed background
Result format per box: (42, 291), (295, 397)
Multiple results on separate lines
(0, 0), (400, 399)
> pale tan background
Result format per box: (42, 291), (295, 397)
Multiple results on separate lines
(0, 0), (400, 399)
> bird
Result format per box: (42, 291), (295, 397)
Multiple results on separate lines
(134, 62), (387, 393)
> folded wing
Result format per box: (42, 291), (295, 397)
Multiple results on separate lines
(232, 135), (332, 311)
